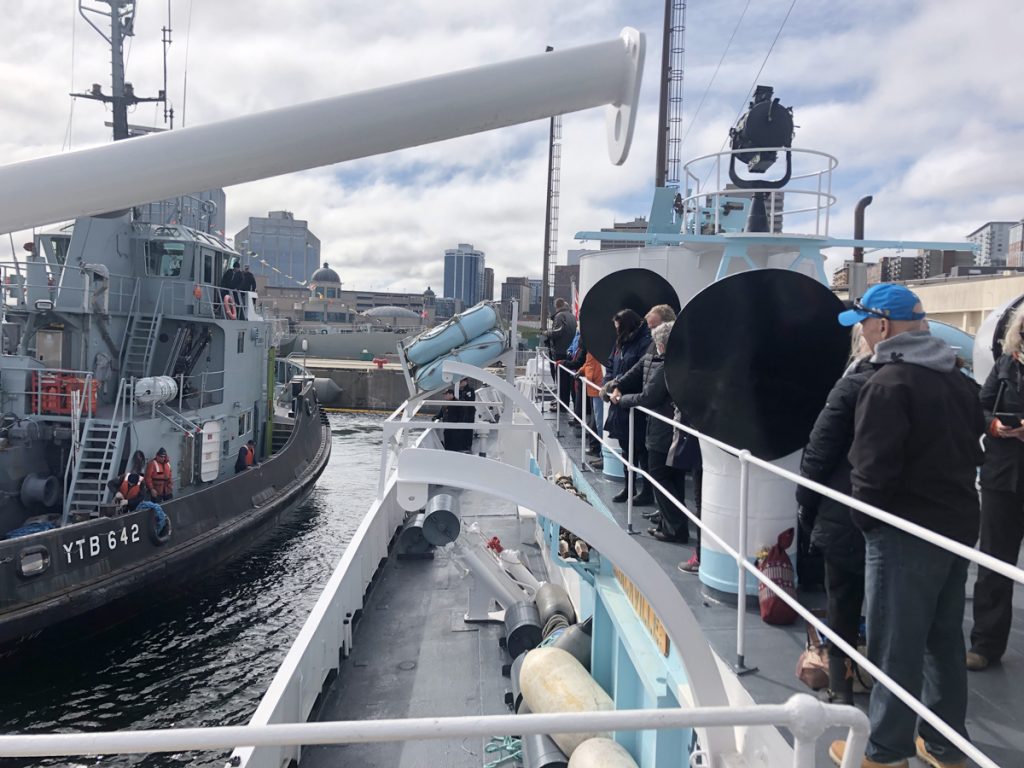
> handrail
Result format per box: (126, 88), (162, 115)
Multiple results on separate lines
(0, 694), (867, 768)
(119, 279), (141, 366)
(538, 352), (1020, 768)
(61, 387), (86, 523)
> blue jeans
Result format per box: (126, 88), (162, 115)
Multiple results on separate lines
(864, 526), (970, 763)
(590, 396), (604, 434)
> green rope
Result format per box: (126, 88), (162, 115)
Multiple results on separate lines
(483, 735), (522, 767)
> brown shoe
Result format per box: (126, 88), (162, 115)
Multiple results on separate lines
(828, 740), (908, 768)
(915, 736), (966, 768)
(965, 650), (989, 671)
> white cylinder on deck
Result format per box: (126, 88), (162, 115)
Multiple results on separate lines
(698, 442), (800, 596)
(134, 376), (179, 406)
(520, 647), (613, 757)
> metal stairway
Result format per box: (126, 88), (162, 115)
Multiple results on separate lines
(271, 422), (293, 454)
(64, 420), (126, 519)
(122, 314), (160, 379)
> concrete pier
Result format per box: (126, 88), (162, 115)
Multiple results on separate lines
(302, 357), (410, 411)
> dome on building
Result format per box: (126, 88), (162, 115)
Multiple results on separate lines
(363, 306), (421, 320)
(311, 262), (341, 283)
(423, 286), (436, 298)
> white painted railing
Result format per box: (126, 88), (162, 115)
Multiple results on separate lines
(543, 354), (1023, 768)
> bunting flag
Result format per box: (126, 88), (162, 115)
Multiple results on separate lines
(571, 278), (580, 319)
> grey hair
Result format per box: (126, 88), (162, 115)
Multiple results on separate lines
(652, 320), (674, 351)
(1001, 304), (1024, 357)
(648, 304), (677, 322)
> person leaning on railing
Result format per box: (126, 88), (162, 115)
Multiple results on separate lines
(578, 350), (604, 464)
(542, 298), (576, 413)
(602, 308), (652, 506)
(829, 283), (985, 768)
(796, 324), (875, 705)
(968, 302), (1024, 672)
(614, 321), (688, 542)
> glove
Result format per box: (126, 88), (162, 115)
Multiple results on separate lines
(797, 504), (817, 537)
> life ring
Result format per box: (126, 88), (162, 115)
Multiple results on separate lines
(193, 284), (202, 300)
(223, 294), (237, 320)
(149, 508), (173, 546)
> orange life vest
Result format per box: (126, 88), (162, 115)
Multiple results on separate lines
(119, 473), (143, 500)
(245, 446), (255, 466)
(146, 457), (173, 496)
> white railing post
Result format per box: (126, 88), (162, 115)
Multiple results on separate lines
(734, 449), (757, 675)
(626, 406), (636, 534)
(554, 363), (561, 436)
(579, 379), (587, 468)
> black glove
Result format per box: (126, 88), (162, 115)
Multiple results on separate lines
(797, 504), (817, 537)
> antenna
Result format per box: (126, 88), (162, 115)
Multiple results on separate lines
(655, 0), (686, 187)
(73, 0), (170, 140)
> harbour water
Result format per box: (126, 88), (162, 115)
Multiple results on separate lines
(0, 413), (383, 768)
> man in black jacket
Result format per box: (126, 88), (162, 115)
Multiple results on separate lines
(828, 284), (984, 768)
(544, 298), (576, 412)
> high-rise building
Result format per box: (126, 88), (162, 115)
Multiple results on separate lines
(501, 277), (531, 311)
(527, 278), (543, 315)
(1008, 222), (1024, 267)
(599, 217), (649, 250)
(553, 264), (579, 304)
(234, 211), (321, 288)
(443, 243), (486, 307)
(967, 221), (1015, 267)
(483, 267), (495, 301)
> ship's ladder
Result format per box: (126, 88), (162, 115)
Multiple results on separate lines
(63, 419), (126, 520)
(122, 313), (161, 379)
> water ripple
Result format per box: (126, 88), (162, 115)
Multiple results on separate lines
(0, 414), (383, 768)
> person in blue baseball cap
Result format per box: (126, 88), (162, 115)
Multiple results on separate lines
(829, 283), (986, 768)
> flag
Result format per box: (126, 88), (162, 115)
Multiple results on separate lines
(571, 278), (580, 319)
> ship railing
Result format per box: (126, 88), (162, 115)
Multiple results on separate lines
(0, 365), (99, 420)
(158, 278), (258, 320)
(0, 695), (867, 768)
(678, 146), (838, 237)
(0, 260), (140, 315)
(543, 356), (1022, 768)
(196, 368), (226, 408)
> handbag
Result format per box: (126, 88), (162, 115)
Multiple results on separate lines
(757, 528), (798, 625)
(795, 622), (830, 690)
(666, 427), (701, 469)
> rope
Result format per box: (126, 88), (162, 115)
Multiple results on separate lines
(483, 735), (522, 767)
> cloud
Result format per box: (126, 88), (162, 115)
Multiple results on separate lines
(3, 0), (1024, 297)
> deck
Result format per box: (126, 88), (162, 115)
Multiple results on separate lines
(304, 414), (1022, 767)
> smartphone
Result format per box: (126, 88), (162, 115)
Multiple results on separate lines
(996, 413), (1023, 429)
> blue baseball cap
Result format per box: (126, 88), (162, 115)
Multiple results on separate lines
(838, 283), (926, 326)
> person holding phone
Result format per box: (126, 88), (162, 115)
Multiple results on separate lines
(969, 304), (1024, 671)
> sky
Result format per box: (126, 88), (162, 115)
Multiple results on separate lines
(2, 0), (1023, 293)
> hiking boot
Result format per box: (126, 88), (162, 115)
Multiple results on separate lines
(828, 740), (907, 768)
(915, 737), (966, 768)
(965, 650), (989, 671)
(678, 554), (700, 574)
(611, 488), (629, 503)
(825, 655), (854, 705)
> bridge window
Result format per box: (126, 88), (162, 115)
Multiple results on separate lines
(147, 241), (187, 277)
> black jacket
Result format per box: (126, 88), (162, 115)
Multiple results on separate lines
(796, 359), (874, 571)
(547, 309), (577, 359)
(979, 354), (1024, 493)
(603, 325), (652, 442)
(239, 271), (257, 293)
(848, 332), (985, 545)
(220, 269), (238, 290)
(618, 355), (674, 453)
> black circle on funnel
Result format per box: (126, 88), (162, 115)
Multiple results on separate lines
(664, 269), (850, 461)
(579, 268), (680, 366)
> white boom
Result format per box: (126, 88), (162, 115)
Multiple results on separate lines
(0, 29), (644, 234)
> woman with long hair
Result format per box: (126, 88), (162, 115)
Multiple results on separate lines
(969, 304), (1024, 671)
(603, 308), (652, 504)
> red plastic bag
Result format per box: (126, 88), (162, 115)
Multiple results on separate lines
(758, 528), (798, 625)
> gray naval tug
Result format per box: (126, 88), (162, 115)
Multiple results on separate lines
(0, 2), (331, 649)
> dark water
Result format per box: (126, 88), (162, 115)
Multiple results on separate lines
(0, 413), (383, 767)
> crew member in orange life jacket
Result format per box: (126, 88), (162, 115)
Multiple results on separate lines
(146, 447), (173, 501)
(235, 440), (257, 473)
(117, 472), (145, 511)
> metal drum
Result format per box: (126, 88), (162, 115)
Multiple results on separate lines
(503, 600), (542, 659)
(422, 492), (461, 546)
